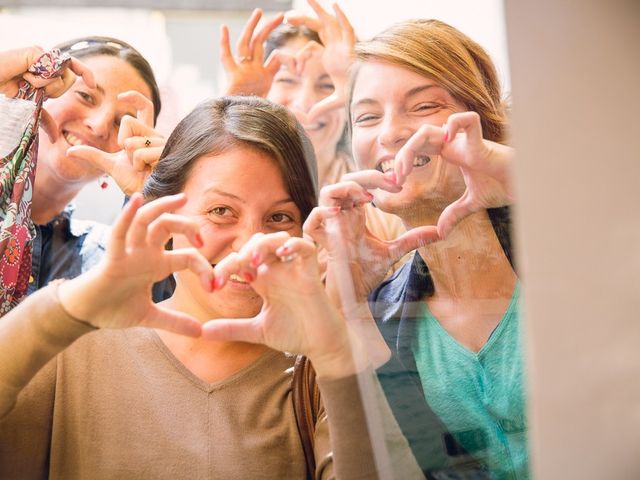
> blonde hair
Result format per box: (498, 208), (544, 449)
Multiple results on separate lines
(352, 19), (507, 143)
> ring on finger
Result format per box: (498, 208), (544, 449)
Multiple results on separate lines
(238, 55), (253, 63)
(144, 137), (152, 147)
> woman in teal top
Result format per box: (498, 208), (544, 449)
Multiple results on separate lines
(300, 9), (524, 479)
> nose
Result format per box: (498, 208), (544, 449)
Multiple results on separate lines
(231, 219), (264, 253)
(84, 105), (115, 145)
(377, 112), (413, 149)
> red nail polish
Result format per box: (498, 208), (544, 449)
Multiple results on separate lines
(243, 272), (255, 283)
(443, 131), (449, 143)
(195, 233), (204, 248)
(210, 277), (217, 291)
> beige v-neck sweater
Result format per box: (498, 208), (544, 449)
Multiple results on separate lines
(0, 287), (422, 479)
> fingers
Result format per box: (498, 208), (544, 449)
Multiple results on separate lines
(0, 46), (44, 83)
(118, 114), (161, 149)
(66, 145), (116, 175)
(387, 226), (440, 262)
(109, 192), (144, 259)
(140, 304), (202, 338)
(250, 12), (284, 58)
(126, 193), (188, 248)
(263, 49), (296, 78)
(202, 317), (263, 344)
(445, 111), (483, 148)
(67, 56), (96, 88)
(284, 13), (323, 33)
(118, 91), (155, 127)
(302, 206), (341, 247)
(219, 24), (236, 71)
(436, 192), (474, 239)
(306, 91), (346, 122)
(164, 248), (215, 293)
(237, 8), (263, 58)
(306, 0), (332, 22)
(146, 213), (202, 248)
(131, 146), (162, 172)
(394, 123), (445, 185)
(333, 3), (356, 44)
(318, 180), (374, 208)
(294, 40), (323, 75)
(341, 169), (402, 193)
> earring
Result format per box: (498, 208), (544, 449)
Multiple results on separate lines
(99, 174), (109, 190)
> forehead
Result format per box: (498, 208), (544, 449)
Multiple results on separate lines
(184, 146), (287, 193)
(352, 61), (439, 101)
(81, 55), (152, 99)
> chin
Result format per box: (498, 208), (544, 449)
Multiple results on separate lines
(211, 291), (263, 319)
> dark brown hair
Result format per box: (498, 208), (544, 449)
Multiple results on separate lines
(144, 96), (318, 222)
(55, 36), (161, 125)
(264, 24), (321, 61)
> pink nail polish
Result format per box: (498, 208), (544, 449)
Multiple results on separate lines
(329, 206), (340, 213)
(250, 252), (261, 268)
(243, 272), (255, 283)
(384, 172), (397, 185)
(195, 233), (204, 248)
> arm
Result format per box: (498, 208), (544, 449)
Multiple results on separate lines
(0, 193), (213, 418)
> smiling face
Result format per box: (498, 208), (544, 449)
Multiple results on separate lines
(350, 61), (468, 218)
(267, 37), (345, 160)
(38, 55), (152, 184)
(171, 146), (303, 319)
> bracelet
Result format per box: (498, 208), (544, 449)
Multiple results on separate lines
(49, 279), (98, 330)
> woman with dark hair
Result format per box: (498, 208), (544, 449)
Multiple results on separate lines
(27, 36), (165, 294)
(0, 95), (422, 479)
(300, 6), (523, 479)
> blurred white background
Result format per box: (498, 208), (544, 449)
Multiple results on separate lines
(0, 0), (508, 223)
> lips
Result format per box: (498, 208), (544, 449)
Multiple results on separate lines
(376, 155), (431, 173)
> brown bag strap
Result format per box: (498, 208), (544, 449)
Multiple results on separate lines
(292, 355), (321, 480)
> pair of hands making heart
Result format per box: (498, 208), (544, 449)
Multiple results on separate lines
(221, 0), (355, 124)
(303, 111), (515, 306)
(66, 90), (164, 195)
(59, 193), (355, 378)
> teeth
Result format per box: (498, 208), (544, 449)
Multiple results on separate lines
(380, 159), (395, 173)
(414, 155), (431, 167)
(229, 274), (247, 284)
(63, 132), (85, 147)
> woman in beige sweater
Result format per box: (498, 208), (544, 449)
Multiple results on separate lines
(0, 95), (421, 479)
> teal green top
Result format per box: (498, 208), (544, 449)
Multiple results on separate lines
(413, 283), (528, 479)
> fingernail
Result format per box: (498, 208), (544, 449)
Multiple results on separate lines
(276, 245), (290, 256)
(443, 127), (449, 143)
(210, 277), (217, 291)
(329, 206), (340, 213)
(250, 252), (262, 268)
(194, 233), (204, 248)
(243, 272), (255, 283)
(365, 191), (374, 200)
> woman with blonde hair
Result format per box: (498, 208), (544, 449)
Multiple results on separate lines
(303, 13), (522, 479)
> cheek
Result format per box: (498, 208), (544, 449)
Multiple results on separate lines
(267, 86), (291, 107)
(351, 130), (375, 168)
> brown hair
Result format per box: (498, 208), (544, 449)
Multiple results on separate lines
(352, 19), (514, 271)
(264, 24), (321, 61)
(55, 36), (162, 125)
(351, 19), (507, 143)
(144, 96), (318, 221)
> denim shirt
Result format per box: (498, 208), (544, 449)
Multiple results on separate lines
(369, 253), (491, 479)
(28, 205), (110, 295)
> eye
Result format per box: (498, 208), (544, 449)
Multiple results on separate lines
(353, 113), (379, 125)
(318, 82), (335, 93)
(414, 102), (440, 113)
(207, 206), (237, 223)
(76, 90), (95, 105)
(275, 76), (298, 86)
(269, 212), (295, 224)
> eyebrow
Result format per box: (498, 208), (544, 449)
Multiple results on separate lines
(203, 187), (295, 206)
(351, 84), (439, 109)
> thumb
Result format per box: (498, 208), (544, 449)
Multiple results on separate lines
(139, 304), (202, 337)
(39, 108), (59, 143)
(437, 192), (475, 239)
(387, 225), (440, 261)
(307, 92), (345, 123)
(201, 316), (263, 344)
(67, 145), (116, 174)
